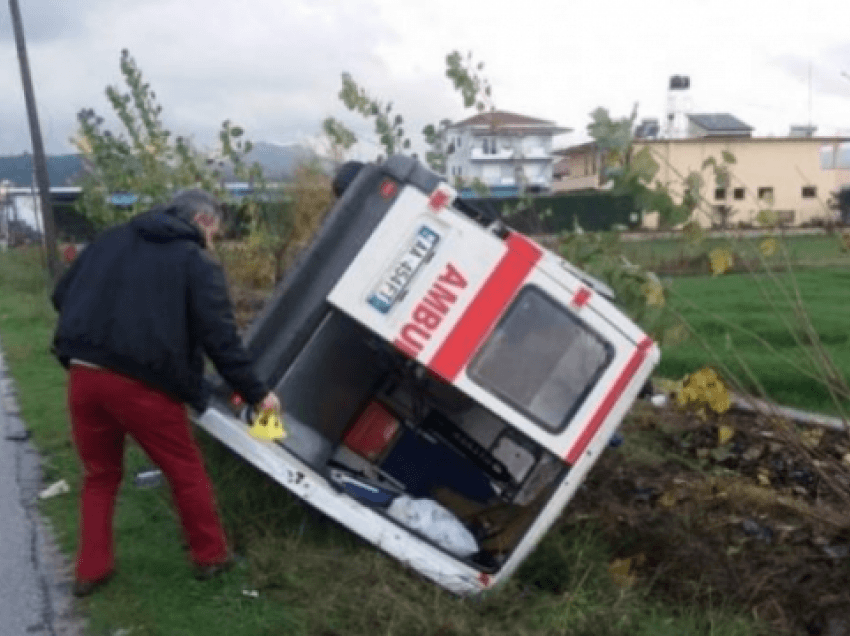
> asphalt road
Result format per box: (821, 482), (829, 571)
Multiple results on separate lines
(0, 342), (85, 635)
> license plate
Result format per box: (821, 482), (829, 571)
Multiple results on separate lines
(368, 226), (440, 313)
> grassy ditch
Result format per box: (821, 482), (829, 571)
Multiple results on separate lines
(0, 245), (763, 635)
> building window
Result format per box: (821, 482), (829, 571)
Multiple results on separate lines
(776, 210), (795, 225)
(480, 137), (499, 155)
(715, 188), (726, 200)
(801, 186), (817, 198)
(758, 187), (774, 203)
(733, 188), (745, 200)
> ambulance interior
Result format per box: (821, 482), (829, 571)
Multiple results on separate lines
(232, 284), (616, 573)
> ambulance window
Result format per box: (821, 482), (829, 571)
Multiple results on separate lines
(468, 286), (613, 433)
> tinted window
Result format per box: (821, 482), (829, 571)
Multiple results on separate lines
(468, 287), (613, 432)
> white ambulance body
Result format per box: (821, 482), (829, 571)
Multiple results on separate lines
(195, 155), (659, 595)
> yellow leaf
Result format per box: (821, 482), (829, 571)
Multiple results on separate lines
(800, 428), (824, 449)
(713, 392), (732, 414)
(759, 238), (778, 257)
(643, 279), (665, 307)
(757, 468), (771, 486)
(659, 491), (679, 508)
(709, 248), (734, 276)
(608, 557), (637, 588)
(718, 425), (735, 445)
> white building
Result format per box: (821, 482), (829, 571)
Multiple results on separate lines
(443, 111), (570, 197)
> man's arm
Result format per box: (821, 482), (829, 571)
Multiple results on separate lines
(187, 249), (270, 407)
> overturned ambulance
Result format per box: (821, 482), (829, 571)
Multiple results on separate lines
(196, 155), (659, 595)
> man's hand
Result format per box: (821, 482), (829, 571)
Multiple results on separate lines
(257, 392), (281, 413)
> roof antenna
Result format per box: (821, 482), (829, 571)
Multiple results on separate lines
(808, 61), (813, 132)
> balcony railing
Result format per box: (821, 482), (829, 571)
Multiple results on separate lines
(470, 148), (515, 161)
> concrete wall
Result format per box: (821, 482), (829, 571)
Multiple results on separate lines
(551, 146), (600, 192)
(554, 138), (850, 226)
(639, 138), (850, 227)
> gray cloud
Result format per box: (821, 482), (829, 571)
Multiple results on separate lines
(1, 0), (406, 155)
(0, 0), (113, 45)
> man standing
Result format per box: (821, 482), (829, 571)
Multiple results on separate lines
(51, 189), (279, 596)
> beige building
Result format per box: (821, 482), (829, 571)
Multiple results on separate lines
(554, 134), (850, 228)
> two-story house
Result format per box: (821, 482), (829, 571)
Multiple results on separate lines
(443, 111), (570, 197)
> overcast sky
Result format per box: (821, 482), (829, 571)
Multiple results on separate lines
(2, 0), (850, 162)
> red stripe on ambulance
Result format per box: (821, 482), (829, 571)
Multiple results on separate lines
(564, 337), (654, 464)
(393, 264), (468, 357)
(429, 233), (543, 382)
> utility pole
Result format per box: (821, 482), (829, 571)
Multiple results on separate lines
(9, 0), (59, 279)
(0, 181), (8, 251)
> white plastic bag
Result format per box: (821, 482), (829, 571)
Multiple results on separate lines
(387, 495), (479, 557)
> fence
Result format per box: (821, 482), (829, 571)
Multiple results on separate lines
(470, 191), (640, 234)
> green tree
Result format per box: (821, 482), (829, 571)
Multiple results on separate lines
(444, 50), (493, 112)
(71, 49), (261, 229)
(587, 106), (701, 230)
(338, 72), (411, 158)
(321, 116), (358, 167)
(336, 50), (493, 172)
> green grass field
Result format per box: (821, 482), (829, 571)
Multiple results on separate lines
(660, 267), (850, 414)
(0, 246), (769, 636)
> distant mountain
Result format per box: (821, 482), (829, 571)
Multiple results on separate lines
(219, 141), (332, 181)
(0, 153), (85, 187)
(0, 142), (331, 189)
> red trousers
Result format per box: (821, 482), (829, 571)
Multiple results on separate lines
(68, 365), (229, 580)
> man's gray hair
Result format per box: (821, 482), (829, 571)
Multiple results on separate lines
(166, 189), (223, 226)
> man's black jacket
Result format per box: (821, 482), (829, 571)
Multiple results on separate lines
(51, 208), (268, 412)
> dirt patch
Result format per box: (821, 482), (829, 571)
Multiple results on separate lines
(569, 402), (850, 635)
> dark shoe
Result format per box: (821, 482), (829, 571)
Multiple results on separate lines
(72, 571), (114, 597)
(192, 558), (234, 581)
